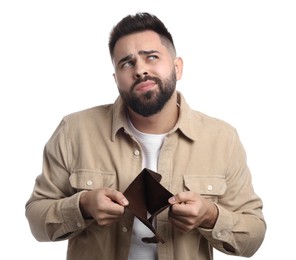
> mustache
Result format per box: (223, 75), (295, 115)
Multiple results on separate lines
(131, 76), (162, 91)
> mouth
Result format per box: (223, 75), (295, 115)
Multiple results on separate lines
(135, 80), (157, 92)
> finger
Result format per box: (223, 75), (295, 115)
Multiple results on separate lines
(96, 215), (121, 226)
(105, 189), (129, 206)
(168, 191), (196, 205)
(170, 202), (194, 215)
(95, 205), (125, 225)
(169, 215), (192, 233)
(99, 196), (126, 216)
(169, 211), (189, 224)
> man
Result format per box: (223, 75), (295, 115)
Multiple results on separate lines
(25, 12), (266, 260)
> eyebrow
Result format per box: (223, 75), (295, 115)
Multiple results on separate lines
(117, 50), (160, 67)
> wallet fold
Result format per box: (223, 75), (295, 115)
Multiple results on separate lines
(123, 168), (173, 243)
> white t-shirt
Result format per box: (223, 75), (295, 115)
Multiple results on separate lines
(127, 119), (166, 260)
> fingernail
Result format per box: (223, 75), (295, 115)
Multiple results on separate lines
(168, 196), (175, 203)
(122, 198), (128, 206)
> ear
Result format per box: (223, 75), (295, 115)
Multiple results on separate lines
(174, 57), (183, 80)
(112, 73), (117, 84)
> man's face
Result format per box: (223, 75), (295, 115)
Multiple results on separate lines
(112, 30), (182, 117)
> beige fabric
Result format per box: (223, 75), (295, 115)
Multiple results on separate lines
(25, 92), (266, 260)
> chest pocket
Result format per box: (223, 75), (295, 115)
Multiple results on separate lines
(69, 170), (116, 191)
(183, 175), (226, 202)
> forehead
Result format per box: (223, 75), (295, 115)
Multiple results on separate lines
(113, 30), (169, 60)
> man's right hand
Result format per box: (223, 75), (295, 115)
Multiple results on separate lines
(79, 188), (129, 226)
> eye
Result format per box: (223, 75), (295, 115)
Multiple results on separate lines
(147, 55), (158, 61)
(121, 60), (134, 69)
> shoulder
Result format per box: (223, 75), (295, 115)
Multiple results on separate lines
(194, 110), (238, 140)
(62, 104), (113, 124)
(178, 92), (237, 140)
(55, 104), (115, 136)
(179, 106), (238, 142)
(195, 110), (235, 131)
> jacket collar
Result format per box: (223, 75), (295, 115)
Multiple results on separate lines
(111, 91), (200, 142)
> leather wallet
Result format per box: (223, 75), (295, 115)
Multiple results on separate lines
(123, 168), (173, 244)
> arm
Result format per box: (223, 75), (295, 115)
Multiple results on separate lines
(169, 130), (266, 257)
(25, 120), (87, 241)
(25, 119), (128, 241)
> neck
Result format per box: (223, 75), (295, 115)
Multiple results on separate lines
(128, 91), (179, 134)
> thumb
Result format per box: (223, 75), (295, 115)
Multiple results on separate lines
(106, 189), (129, 206)
(168, 196), (178, 205)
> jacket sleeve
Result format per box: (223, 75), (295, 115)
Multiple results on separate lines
(25, 119), (94, 242)
(199, 130), (266, 257)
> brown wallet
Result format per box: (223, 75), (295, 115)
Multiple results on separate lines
(123, 168), (173, 243)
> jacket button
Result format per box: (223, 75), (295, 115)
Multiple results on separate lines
(207, 185), (213, 191)
(122, 227), (128, 232)
(134, 150), (140, 156)
(86, 180), (93, 186)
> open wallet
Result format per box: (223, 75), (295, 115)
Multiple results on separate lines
(123, 168), (173, 244)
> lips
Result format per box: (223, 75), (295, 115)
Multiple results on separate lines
(135, 80), (156, 92)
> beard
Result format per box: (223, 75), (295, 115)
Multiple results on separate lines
(119, 71), (177, 117)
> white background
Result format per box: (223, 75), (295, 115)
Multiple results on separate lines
(1, 0), (295, 259)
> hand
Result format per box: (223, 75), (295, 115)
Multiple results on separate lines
(79, 188), (129, 226)
(168, 191), (218, 233)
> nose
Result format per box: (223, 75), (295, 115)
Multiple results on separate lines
(133, 60), (148, 79)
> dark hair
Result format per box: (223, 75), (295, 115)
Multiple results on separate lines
(108, 12), (175, 58)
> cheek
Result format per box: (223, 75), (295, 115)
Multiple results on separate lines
(114, 73), (131, 90)
(154, 61), (175, 78)
(154, 62), (169, 75)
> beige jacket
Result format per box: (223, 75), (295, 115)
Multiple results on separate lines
(25, 92), (266, 260)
